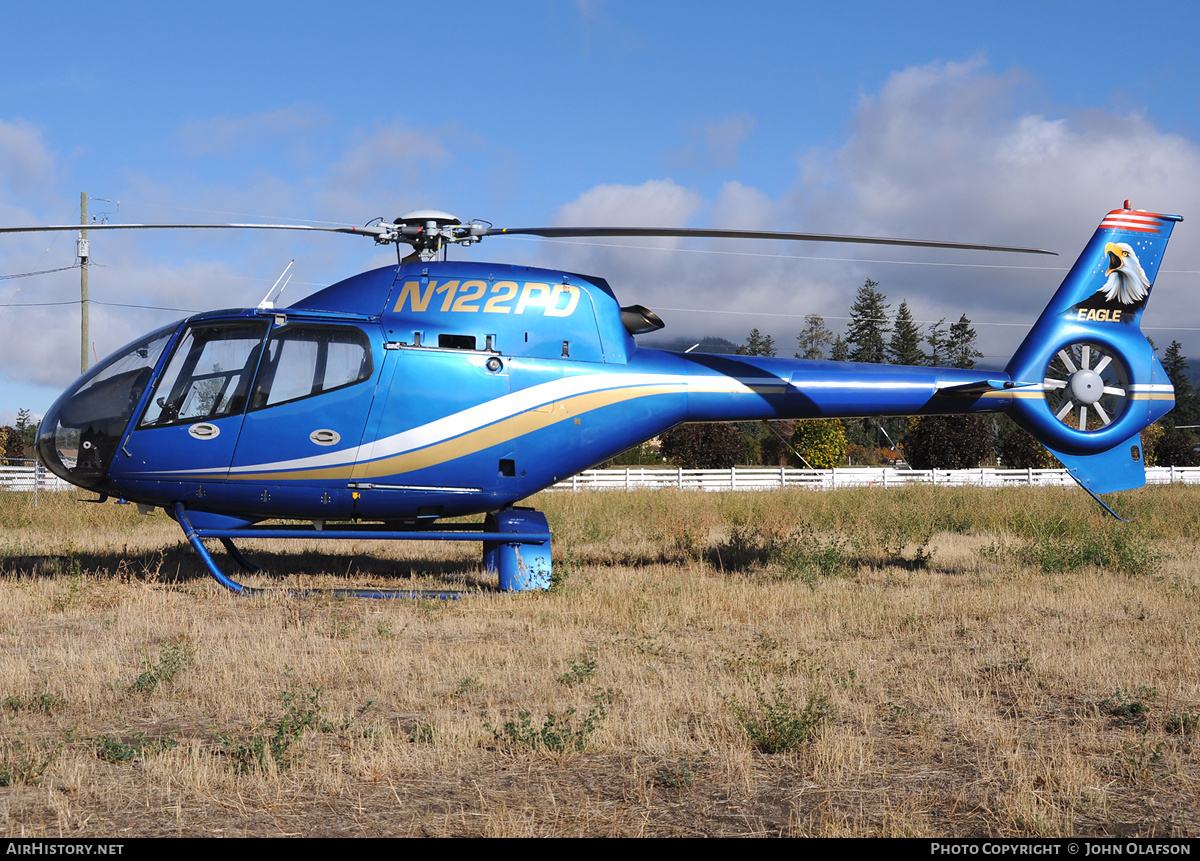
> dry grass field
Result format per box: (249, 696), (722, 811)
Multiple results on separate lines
(0, 483), (1198, 837)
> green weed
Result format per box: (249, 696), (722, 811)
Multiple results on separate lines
(3, 690), (64, 714)
(655, 751), (709, 789)
(883, 701), (929, 736)
(1164, 712), (1200, 735)
(128, 637), (195, 695)
(485, 689), (611, 753)
(550, 549), (574, 592)
(1021, 522), (1160, 577)
(1100, 687), (1157, 722)
(559, 653), (598, 686)
(92, 732), (178, 763)
(215, 672), (344, 773)
(714, 524), (851, 587)
(877, 523), (937, 568)
(721, 635), (803, 678)
(49, 570), (88, 611)
(0, 738), (60, 786)
(456, 676), (483, 695)
(1114, 729), (1168, 782)
(776, 531), (852, 586)
(828, 667), (865, 693)
(408, 724), (435, 744)
(327, 617), (361, 639)
(728, 684), (833, 754)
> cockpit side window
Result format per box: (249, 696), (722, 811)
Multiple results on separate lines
(139, 322), (269, 427)
(248, 325), (373, 412)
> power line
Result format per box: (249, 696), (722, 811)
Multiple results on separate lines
(0, 264), (79, 281)
(5, 299), (198, 313)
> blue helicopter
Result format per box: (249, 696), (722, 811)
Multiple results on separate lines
(11, 204), (1181, 595)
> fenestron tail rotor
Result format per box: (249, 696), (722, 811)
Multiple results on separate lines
(1042, 341), (1131, 433)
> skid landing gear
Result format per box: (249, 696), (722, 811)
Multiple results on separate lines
(172, 503), (553, 598)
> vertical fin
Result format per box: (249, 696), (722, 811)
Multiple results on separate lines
(1005, 205), (1181, 494)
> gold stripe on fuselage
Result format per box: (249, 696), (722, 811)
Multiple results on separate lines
(223, 379), (783, 483)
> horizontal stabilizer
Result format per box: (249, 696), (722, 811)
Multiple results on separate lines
(936, 379), (1036, 397)
(1044, 433), (1146, 496)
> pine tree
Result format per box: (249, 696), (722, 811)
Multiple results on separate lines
(14, 408), (37, 451)
(845, 279), (890, 364)
(946, 314), (983, 369)
(737, 328), (776, 357)
(830, 336), (849, 362)
(1161, 340), (1199, 431)
(1163, 341), (1193, 399)
(887, 301), (924, 366)
(925, 318), (948, 366)
(795, 315), (834, 360)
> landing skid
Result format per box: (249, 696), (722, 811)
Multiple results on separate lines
(172, 503), (553, 598)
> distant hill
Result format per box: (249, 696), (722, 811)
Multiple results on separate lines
(636, 335), (741, 355)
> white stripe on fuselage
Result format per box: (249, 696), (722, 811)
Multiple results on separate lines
(196, 371), (776, 477)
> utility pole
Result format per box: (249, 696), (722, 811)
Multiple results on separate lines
(79, 192), (89, 373)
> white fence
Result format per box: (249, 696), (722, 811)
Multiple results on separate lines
(0, 461), (72, 492)
(4, 461), (1199, 495)
(549, 465), (1200, 492)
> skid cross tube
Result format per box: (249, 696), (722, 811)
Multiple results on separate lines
(173, 503), (552, 597)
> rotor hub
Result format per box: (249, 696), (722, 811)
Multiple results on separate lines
(381, 211), (491, 260)
(1068, 368), (1104, 405)
(1042, 341), (1130, 433)
(394, 210), (461, 231)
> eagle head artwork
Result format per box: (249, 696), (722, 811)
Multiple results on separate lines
(1099, 241), (1151, 304)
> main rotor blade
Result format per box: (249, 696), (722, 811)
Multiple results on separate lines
(484, 226), (1057, 255)
(0, 223), (388, 238)
(0, 221), (1058, 256)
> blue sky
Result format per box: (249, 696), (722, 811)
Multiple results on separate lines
(3, 0), (1200, 423)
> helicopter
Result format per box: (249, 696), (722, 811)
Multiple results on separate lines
(8, 203), (1181, 595)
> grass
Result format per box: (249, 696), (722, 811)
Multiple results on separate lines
(484, 689), (611, 754)
(127, 637), (195, 695)
(0, 484), (1198, 835)
(214, 672), (335, 773)
(0, 738), (60, 787)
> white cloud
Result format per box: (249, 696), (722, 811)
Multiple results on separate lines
(327, 121), (453, 192)
(533, 179), (705, 287)
(712, 181), (776, 229)
(801, 59), (1200, 359)
(574, 0), (605, 19)
(0, 119), (55, 201)
(553, 178), (702, 227)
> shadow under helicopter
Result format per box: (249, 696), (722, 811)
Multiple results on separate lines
(1, 545), (495, 596)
